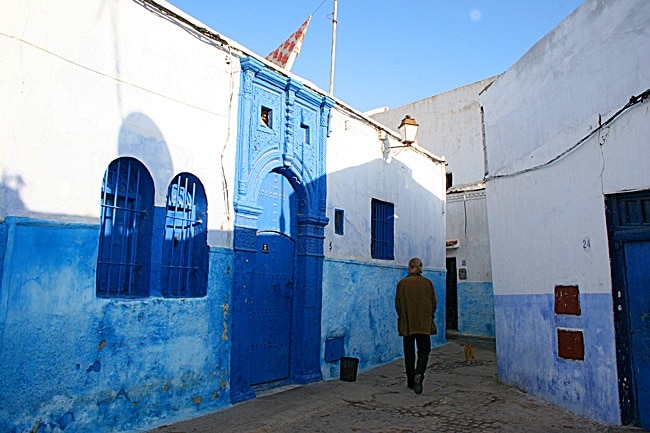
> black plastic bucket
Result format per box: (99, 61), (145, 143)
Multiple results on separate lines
(339, 357), (359, 382)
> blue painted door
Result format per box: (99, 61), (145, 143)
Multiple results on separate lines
(248, 172), (297, 386)
(624, 241), (650, 428)
(249, 232), (294, 385)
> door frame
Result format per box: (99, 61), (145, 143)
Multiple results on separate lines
(231, 167), (327, 403)
(231, 57), (334, 403)
(446, 257), (458, 332)
(606, 189), (650, 426)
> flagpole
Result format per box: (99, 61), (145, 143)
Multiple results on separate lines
(329, 0), (338, 96)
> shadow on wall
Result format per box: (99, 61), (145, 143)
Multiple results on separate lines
(325, 157), (443, 266)
(0, 173), (27, 218)
(0, 112), (233, 433)
(320, 157), (447, 377)
(118, 112), (174, 195)
(0, 113), (174, 222)
(0, 110), (447, 433)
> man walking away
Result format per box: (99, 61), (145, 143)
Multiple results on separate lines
(395, 257), (437, 394)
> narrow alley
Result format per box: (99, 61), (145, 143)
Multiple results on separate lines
(149, 339), (646, 433)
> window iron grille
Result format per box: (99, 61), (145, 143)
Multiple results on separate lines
(97, 158), (153, 297)
(371, 198), (394, 260)
(161, 174), (207, 298)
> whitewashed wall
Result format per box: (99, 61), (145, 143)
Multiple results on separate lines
(372, 77), (496, 186)
(0, 0), (238, 244)
(482, 0), (650, 297)
(446, 188), (494, 336)
(480, 0), (650, 425)
(0, 2), (243, 431)
(0, 1), (450, 430)
(372, 78), (497, 337)
(321, 107), (448, 378)
(325, 108), (446, 268)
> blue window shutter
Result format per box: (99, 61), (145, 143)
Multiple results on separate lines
(161, 173), (208, 298)
(371, 199), (394, 260)
(97, 157), (154, 298)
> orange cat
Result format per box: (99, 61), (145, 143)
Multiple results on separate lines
(464, 344), (476, 365)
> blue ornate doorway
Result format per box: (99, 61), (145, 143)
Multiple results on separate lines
(249, 172), (296, 386)
(230, 57), (334, 402)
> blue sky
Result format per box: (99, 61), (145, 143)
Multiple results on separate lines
(167, 0), (584, 113)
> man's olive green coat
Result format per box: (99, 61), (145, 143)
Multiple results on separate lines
(395, 274), (437, 336)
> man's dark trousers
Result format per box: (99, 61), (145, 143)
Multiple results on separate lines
(403, 334), (431, 387)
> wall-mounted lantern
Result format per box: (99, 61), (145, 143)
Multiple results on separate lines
(383, 115), (420, 153)
(398, 115), (419, 144)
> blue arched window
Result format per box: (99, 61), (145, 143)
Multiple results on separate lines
(161, 173), (208, 298)
(97, 157), (154, 298)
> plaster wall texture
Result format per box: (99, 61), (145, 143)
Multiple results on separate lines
(0, 0), (239, 241)
(495, 293), (619, 424)
(480, 0), (650, 425)
(481, 0), (650, 297)
(324, 108), (446, 269)
(1, 1), (243, 431)
(456, 281), (494, 337)
(371, 76), (497, 186)
(372, 78), (496, 339)
(0, 1), (449, 432)
(446, 191), (491, 282)
(320, 260), (446, 380)
(446, 191), (494, 337)
(482, 0), (650, 186)
(0, 217), (234, 433)
(321, 104), (448, 379)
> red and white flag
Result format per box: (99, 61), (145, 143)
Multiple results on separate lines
(265, 16), (311, 71)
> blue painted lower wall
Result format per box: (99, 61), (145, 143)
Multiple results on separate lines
(494, 292), (620, 425)
(321, 258), (446, 380)
(457, 281), (495, 337)
(0, 217), (233, 433)
(0, 217), (448, 432)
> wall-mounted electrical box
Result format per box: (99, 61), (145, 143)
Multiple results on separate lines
(324, 336), (345, 362)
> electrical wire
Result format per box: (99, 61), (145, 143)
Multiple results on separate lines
(0, 30), (221, 116)
(485, 88), (650, 181)
(139, 0), (228, 47)
(221, 46), (234, 221)
(311, 0), (329, 16)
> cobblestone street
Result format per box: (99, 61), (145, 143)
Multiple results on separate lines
(148, 339), (646, 433)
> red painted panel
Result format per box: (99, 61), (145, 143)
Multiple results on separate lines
(558, 329), (584, 361)
(555, 285), (581, 315)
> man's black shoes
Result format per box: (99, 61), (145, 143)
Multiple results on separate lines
(413, 374), (423, 394)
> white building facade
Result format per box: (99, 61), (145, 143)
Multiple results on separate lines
(0, 1), (447, 432)
(480, 0), (650, 427)
(372, 77), (497, 338)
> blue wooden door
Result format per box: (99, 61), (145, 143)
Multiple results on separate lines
(248, 171), (297, 386)
(625, 241), (650, 428)
(249, 232), (294, 385)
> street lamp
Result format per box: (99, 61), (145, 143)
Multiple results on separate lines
(398, 115), (419, 144)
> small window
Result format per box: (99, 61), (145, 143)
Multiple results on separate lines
(371, 199), (394, 260)
(301, 123), (310, 144)
(161, 173), (208, 298)
(334, 209), (344, 235)
(446, 172), (453, 190)
(97, 157), (154, 298)
(261, 107), (272, 128)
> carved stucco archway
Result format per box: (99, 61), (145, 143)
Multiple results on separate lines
(230, 57), (334, 402)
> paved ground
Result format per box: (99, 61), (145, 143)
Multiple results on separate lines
(148, 338), (647, 433)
